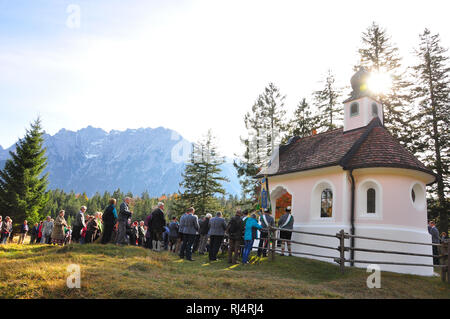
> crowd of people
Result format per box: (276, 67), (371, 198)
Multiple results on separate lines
(0, 197), (298, 265)
(4, 198), (446, 267)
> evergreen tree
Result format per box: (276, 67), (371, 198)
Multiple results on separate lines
(234, 100), (263, 204)
(355, 22), (414, 150)
(259, 83), (287, 159)
(287, 98), (318, 140)
(112, 188), (124, 203)
(411, 28), (450, 233)
(314, 69), (343, 132)
(180, 130), (228, 215)
(234, 83), (287, 204)
(0, 118), (49, 226)
(166, 192), (189, 219)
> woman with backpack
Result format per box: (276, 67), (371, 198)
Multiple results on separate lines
(226, 210), (243, 264)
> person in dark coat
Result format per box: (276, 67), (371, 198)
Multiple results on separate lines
(198, 214), (211, 254)
(72, 206), (87, 243)
(116, 197), (133, 245)
(168, 216), (179, 252)
(129, 221), (139, 246)
(18, 220), (29, 244)
(29, 223), (39, 244)
(144, 213), (152, 249)
(101, 198), (118, 244)
(239, 210), (249, 257)
(149, 202), (166, 251)
(428, 220), (440, 265)
(226, 210), (243, 264)
(162, 225), (170, 250)
(85, 216), (98, 244)
(208, 212), (227, 261)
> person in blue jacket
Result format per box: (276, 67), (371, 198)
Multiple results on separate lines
(242, 213), (262, 264)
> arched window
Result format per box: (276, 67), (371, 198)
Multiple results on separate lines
(357, 179), (382, 217)
(320, 189), (333, 217)
(372, 103), (378, 116)
(410, 183), (426, 210)
(367, 188), (376, 213)
(350, 102), (359, 117)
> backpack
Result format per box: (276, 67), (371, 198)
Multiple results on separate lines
(228, 217), (241, 236)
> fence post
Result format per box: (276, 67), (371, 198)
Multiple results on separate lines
(441, 241), (445, 283)
(334, 229), (346, 274)
(440, 239), (449, 283)
(447, 239), (450, 284)
(339, 229), (345, 274)
(441, 242), (445, 282)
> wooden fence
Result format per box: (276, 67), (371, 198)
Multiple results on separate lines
(245, 226), (449, 283)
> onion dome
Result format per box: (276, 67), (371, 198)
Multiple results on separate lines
(350, 67), (370, 99)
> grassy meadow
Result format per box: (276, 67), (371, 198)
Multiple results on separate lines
(0, 238), (449, 299)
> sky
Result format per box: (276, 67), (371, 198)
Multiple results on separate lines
(1, 0), (449, 158)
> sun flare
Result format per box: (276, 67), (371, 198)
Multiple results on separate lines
(367, 71), (393, 94)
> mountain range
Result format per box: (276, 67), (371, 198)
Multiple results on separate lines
(0, 126), (241, 197)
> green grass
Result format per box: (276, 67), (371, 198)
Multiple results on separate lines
(0, 243), (449, 299)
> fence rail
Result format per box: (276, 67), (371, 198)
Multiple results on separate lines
(256, 226), (450, 283)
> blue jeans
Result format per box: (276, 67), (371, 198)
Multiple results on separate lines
(242, 240), (254, 263)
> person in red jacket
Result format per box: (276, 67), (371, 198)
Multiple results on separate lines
(37, 221), (43, 244)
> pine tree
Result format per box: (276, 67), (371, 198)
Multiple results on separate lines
(234, 100), (263, 203)
(180, 130), (228, 215)
(313, 69), (343, 132)
(355, 22), (414, 150)
(234, 83), (287, 204)
(287, 98), (318, 139)
(259, 83), (287, 159)
(0, 118), (49, 226)
(411, 28), (450, 233)
(166, 192), (189, 218)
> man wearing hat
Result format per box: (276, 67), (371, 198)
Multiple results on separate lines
(257, 208), (275, 258)
(278, 206), (294, 256)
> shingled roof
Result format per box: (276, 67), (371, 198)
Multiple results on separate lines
(259, 117), (436, 182)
